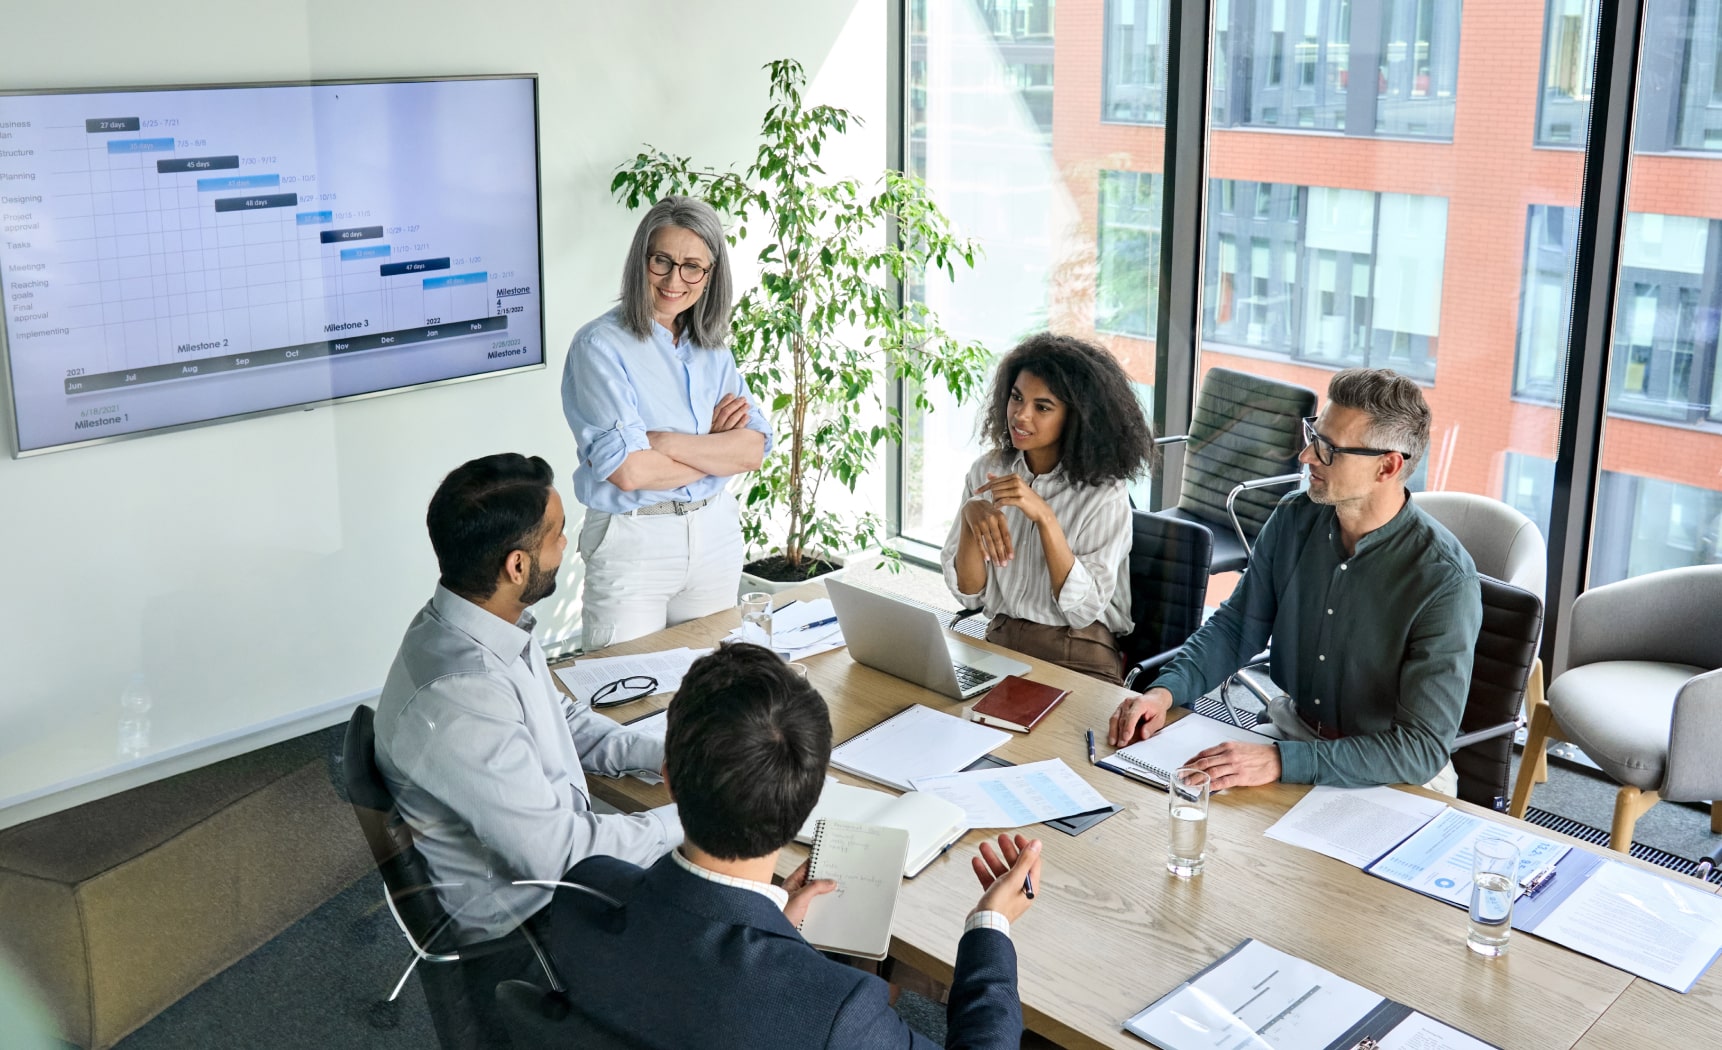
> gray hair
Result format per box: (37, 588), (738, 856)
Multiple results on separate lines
(618, 196), (734, 349)
(1326, 368), (1431, 472)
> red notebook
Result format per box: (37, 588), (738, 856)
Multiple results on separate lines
(967, 675), (1069, 733)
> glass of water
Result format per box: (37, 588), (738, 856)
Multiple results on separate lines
(1468, 835), (1519, 957)
(739, 592), (773, 650)
(1167, 767), (1211, 877)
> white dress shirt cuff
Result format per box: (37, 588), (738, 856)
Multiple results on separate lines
(964, 910), (1012, 939)
(646, 803), (684, 850)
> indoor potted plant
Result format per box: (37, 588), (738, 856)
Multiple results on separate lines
(611, 59), (990, 588)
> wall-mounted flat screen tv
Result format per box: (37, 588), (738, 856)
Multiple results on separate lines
(0, 75), (544, 456)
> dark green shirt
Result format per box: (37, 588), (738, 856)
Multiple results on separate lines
(1152, 492), (1483, 787)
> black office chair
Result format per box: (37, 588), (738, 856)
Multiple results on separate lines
(1119, 509), (1213, 688)
(342, 705), (561, 1050)
(1450, 575), (1544, 809)
(1212, 574), (1541, 808)
(1154, 367), (1317, 575)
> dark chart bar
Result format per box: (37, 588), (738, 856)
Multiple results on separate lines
(213, 193), (299, 213)
(85, 117), (140, 133)
(64, 315), (508, 394)
(157, 156), (240, 173)
(319, 226), (385, 244)
(379, 257), (450, 277)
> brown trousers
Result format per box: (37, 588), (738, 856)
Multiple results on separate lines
(985, 615), (1124, 686)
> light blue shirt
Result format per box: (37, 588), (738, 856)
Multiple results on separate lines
(375, 585), (681, 942)
(561, 306), (774, 514)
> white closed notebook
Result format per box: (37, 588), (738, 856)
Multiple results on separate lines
(1097, 711), (1269, 788)
(796, 819), (910, 961)
(796, 780), (967, 877)
(829, 704), (1011, 791)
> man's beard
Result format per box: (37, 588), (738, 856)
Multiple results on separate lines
(520, 553), (558, 605)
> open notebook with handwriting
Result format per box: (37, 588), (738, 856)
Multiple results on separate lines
(795, 819), (909, 961)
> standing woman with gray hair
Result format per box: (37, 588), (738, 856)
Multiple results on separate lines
(562, 196), (772, 645)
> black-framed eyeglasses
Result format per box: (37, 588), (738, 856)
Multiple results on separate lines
(646, 253), (712, 285)
(591, 675), (658, 707)
(1301, 417), (1405, 467)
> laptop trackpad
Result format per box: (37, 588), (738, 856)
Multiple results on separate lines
(948, 640), (1031, 677)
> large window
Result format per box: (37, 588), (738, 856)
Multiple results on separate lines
(900, 0), (1722, 642)
(1208, 0), (1462, 139)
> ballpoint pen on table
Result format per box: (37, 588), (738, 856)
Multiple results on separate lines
(780, 616), (839, 636)
(1086, 729), (1096, 765)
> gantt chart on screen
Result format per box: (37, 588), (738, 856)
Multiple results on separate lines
(0, 78), (543, 453)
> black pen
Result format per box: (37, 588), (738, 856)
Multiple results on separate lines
(1086, 728), (1096, 765)
(1023, 871), (1035, 899)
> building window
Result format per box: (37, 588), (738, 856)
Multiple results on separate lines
(1103, 0), (1170, 124)
(1201, 178), (1446, 378)
(1503, 452), (1556, 542)
(1592, 469), (1722, 585)
(1541, 0), (1722, 152)
(1211, 0), (1460, 140)
(1096, 170), (1164, 338)
(1514, 205), (1576, 403)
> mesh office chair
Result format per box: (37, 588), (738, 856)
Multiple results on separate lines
(342, 706), (562, 1050)
(1155, 367), (1317, 575)
(1119, 510), (1213, 689)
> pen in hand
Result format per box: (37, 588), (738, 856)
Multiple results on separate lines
(1023, 871), (1035, 900)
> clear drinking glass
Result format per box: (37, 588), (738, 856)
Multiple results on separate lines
(1468, 836), (1519, 957)
(1167, 767), (1211, 877)
(739, 592), (773, 650)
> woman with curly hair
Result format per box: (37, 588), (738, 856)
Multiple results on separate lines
(940, 333), (1158, 684)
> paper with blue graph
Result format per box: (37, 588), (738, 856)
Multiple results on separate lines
(911, 758), (1112, 829)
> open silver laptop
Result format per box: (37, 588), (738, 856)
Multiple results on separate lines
(825, 578), (1032, 700)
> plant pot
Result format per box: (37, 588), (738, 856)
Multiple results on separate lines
(738, 555), (845, 597)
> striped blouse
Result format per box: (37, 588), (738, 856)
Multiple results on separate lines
(940, 450), (1134, 635)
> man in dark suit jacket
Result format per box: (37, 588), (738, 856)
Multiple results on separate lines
(541, 642), (1043, 1049)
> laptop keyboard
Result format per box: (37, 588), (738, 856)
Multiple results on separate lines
(954, 663), (996, 692)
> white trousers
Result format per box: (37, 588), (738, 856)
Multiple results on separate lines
(577, 490), (745, 645)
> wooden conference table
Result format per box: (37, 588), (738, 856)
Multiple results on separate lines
(555, 582), (1722, 1050)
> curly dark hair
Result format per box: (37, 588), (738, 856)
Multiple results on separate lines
(979, 332), (1158, 486)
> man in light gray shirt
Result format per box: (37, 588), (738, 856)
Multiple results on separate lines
(375, 452), (680, 952)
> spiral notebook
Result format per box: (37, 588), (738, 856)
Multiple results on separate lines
(1097, 711), (1270, 788)
(796, 819), (910, 961)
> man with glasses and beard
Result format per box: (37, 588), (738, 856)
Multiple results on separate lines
(1109, 369), (1483, 796)
(375, 453), (679, 1040)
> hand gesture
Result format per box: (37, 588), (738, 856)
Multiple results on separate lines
(970, 833), (1043, 924)
(961, 495), (1015, 566)
(975, 472), (1052, 526)
(710, 392), (752, 433)
(780, 858), (837, 927)
(1108, 687), (1175, 747)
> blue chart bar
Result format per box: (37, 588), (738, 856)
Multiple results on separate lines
(296, 211), (333, 225)
(341, 245), (391, 261)
(196, 174), (280, 192)
(422, 271), (487, 289)
(107, 138), (176, 154)
(380, 257), (450, 277)
(213, 193), (299, 213)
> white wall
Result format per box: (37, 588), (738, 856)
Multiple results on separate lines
(0, 0), (884, 825)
